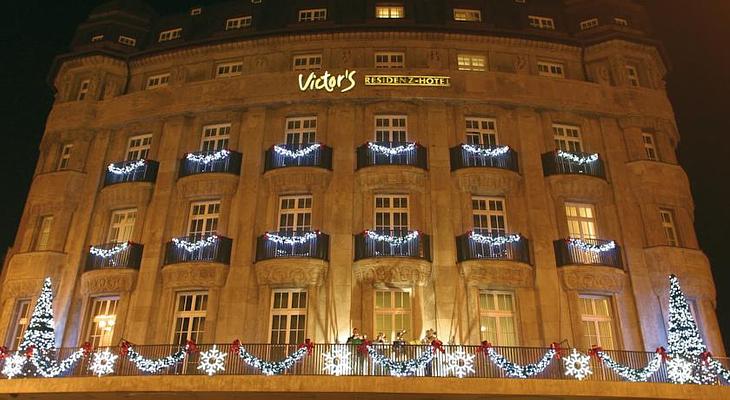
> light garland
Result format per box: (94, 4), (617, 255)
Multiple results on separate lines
(556, 150), (599, 165)
(172, 235), (218, 253)
(2, 354), (27, 379)
(322, 347), (353, 376)
(237, 345), (308, 376)
(469, 232), (521, 246)
(563, 349), (592, 381)
(364, 230), (419, 246)
(593, 349), (663, 382)
(444, 349), (475, 378)
(273, 143), (321, 159)
(186, 149), (230, 165)
(89, 242), (129, 259)
(707, 357), (730, 383)
(125, 344), (189, 374)
(568, 238), (616, 253)
(197, 345), (226, 376)
(462, 144), (510, 157)
(265, 231), (318, 245)
(484, 345), (556, 378)
(107, 159), (146, 175)
(89, 350), (118, 377)
(666, 357), (696, 384)
(368, 142), (416, 156)
(366, 345), (435, 377)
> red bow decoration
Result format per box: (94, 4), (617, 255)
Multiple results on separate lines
(230, 339), (241, 354)
(0, 346), (8, 360)
(655, 347), (669, 361)
(431, 339), (445, 354)
(81, 341), (93, 357)
(479, 341), (492, 355)
(700, 351), (713, 364)
(120, 340), (131, 357)
(550, 342), (563, 359)
(298, 339), (314, 355)
(24, 345), (35, 358)
(357, 339), (372, 355)
(185, 340), (198, 354)
(588, 346), (603, 357)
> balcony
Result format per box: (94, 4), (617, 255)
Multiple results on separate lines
(354, 230), (431, 261)
(163, 235), (232, 265)
(179, 150), (242, 178)
(456, 232), (530, 264)
(85, 242), (143, 271)
(450, 144), (519, 173)
(255, 231), (330, 261)
(264, 143), (332, 171)
(356, 141), (427, 170)
(103, 159), (159, 187)
(542, 150), (606, 179)
(553, 238), (623, 268)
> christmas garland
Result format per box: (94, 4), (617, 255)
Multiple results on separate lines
(2, 344), (90, 378)
(480, 341), (558, 379)
(461, 144), (510, 157)
(591, 346), (665, 382)
(89, 242), (129, 259)
(567, 238), (616, 253)
(368, 142), (416, 156)
(107, 159), (146, 175)
(172, 235), (218, 252)
(186, 149), (230, 164)
(232, 339), (312, 376)
(364, 230), (419, 246)
(121, 340), (194, 374)
(556, 150), (599, 165)
(265, 231), (319, 245)
(469, 232), (521, 246)
(365, 342), (438, 377)
(706, 355), (730, 382)
(273, 143), (321, 159)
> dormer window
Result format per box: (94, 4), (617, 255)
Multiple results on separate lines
(614, 17), (629, 26)
(118, 35), (136, 47)
(298, 8), (327, 22)
(528, 15), (555, 30)
(579, 18), (599, 31)
(226, 16), (252, 30)
(159, 28), (182, 42)
(453, 9), (481, 22)
(91, 34), (104, 43)
(375, 5), (404, 19)
(190, 7), (202, 16)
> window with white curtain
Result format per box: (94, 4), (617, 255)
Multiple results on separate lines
(479, 291), (518, 346)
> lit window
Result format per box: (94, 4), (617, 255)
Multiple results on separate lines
(374, 51), (405, 68)
(158, 28), (182, 42)
(86, 297), (119, 348)
(190, 7), (202, 16)
(375, 5), (404, 19)
(537, 61), (565, 78)
(7, 299), (31, 349)
(201, 124), (231, 151)
(375, 289), (411, 342)
(660, 209), (679, 247)
(171, 291), (207, 345)
(465, 117), (497, 146)
(278, 195), (313, 232)
(188, 200), (220, 239)
(528, 15), (555, 30)
(34, 216), (54, 251)
(298, 8), (327, 22)
(580, 18), (599, 31)
(374, 195), (409, 233)
(479, 291), (518, 345)
(457, 54), (486, 71)
(77, 79), (91, 101)
(375, 115), (407, 142)
(292, 54), (322, 71)
(626, 65), (640, 87)
(215, 62), (243, 78)
(472, 197), (506, 235)
(553, 124), (582, 152)
(118, 35), (136, 46)
(91, 34), (104, 42)
(285, 116), (317, 144)
(565, 203), (597, 240)
(126, 134), (152, 160)
(270, 289), (307, 344)
(514, 0), (526, 3)
(580, 295), (615, 350)
(226, 16), (252, 30)
(454, 8), (481, 22)
(642, 132), (658, 161)
(57, 144), (73, 170)
(614, 17), (629, 26)
(145, 73), (170, 90)
(107, 209), (137, 243)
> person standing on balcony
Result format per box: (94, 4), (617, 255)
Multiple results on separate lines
(422, 329), (437, 376)
(347, 328), (364, 374)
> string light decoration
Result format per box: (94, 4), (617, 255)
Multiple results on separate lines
(186, 149), (230, 165)
(2, 354), (27, 379)
(591, 347), (663, 382)
(89, 350), (118, 377)
(556, 150), (599, 165)
(563, 349), (592, 381)
(233, 340), (309, 376)
(265, 231), (318, 245)
(364, 230), (419, 246)
(481, 342), (556, 379)
(567, 238), (616, 253)
(469, 232), (521, 246)
(322, 347), (353, 376)
(172, 235), (218, 253)
(366, 345), (435, 377)
(367, 142), (416, 156)
(89, 242), (129, 258)
(461, 144), (510, 157)
(444, 348), (475, 378)
(197, 345), (226, 376)
(107, 159), (146, 175)
(123, 341), (192, 374)
(273, 143), (321, 159)
(706, 357), (730, 383)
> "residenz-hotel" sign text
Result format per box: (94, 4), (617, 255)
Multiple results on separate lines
(364, 75), (451, 87)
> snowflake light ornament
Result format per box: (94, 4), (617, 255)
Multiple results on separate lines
(444, 349), (475, 378)
(667, 357), (695, 384)
(89, 350), (118, 377)
(322, 347), (352, 376)
(563, 349), (592, 381)
(2, 354), (26, 378)
(197, 345), (227, 376)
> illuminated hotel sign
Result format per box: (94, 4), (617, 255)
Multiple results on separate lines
(298, 70), (356, 93)
(297, 71), (452, 93)
(364, 75), (451, 87)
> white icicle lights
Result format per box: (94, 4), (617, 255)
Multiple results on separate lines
(461, 144), (510, 157)
(186, 149), (230, 164)
(469, 232), (521, 246)
(265, 231), (318, 244)
(567, 238), (616, 253)
(556, 150), (599, 164)
(367, 142), (416, 155)
(364, 230), (419, 246)
(107, 159), (146, 175)
(172, 235), (218, 252)
(273, 143), (321, 158)
(89, 242), (129, 258)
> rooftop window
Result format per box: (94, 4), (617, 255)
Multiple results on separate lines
(376, 5), (404, 19)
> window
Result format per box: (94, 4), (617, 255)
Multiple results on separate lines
(270, 289), (307, 344)
(172, 292), (208, 345)
(472, 197), (506, 235)
(285, 117), (317, 144)
(145, 73), (170, 90)
(580, 295), (615, 349)
(292, 54), (322, 71)
(528, 15), (555, 30)
(278, 195), (312, 232)
(107, 209), (137, 243)
(457, 54), (486, 71)
(57, 144), (73, 170)
(479, 291), (518, 345)
(33, 216), (54, 251)
(215, 62), (243, 78)
(659, 209), (679, 247)
(374, 52), (405, 68)
(579, 18), (599, 31)
(374, 195), (408, 233)
(537, 61), (565, 78)
(626, 65), (640, 87)
(553, 124), (582, 152)
(187, 201), (220, 239)
(118, 35), (136, 46)
(642, 132), (658, 161)
(7, 300), (31, 349)
(514, 0), (526, 3)
(453, 8), (481, 22)
(201, 124), (231, 151)
(298, 8), (327, 22)
(565, 203), (597, 240)
(375, 5), (404, 19)
(225, 16), (252, 30)
(158, 28), (182, 42)
(614, 17), (629, 26)
(465, 118), (497, 146)
(190, 7), (202, 16)
(375, 115), (407, 142)
(91, 34), (104, 42)
(126, 134), (152, 160)
(375, 290), (411, 342)
(86, 297), (119, 348)
(77, 79), (91, 101)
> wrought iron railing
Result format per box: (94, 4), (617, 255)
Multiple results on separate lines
(450, 144), (519, 172)
(354, 230), (431, 261)
(356, 141), (428, 170)
(553, 238), (623, 268)
(179, 150), (242, 178)
(264, 143), (333, 171)
(85, 242), (143, 271)
(255, 231), (330, 261)
(541, 150), (606, 179)
(103, 159), (159, 187)
(163, 235), (233, 265)
(456, 233), (530, 264)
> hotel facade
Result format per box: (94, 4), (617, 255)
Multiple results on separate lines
(0, 0), (727, 398)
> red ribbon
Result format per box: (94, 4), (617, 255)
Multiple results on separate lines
(550, 342), (563, 359)
(119, 340), (130, 357)
(588, 345), (603, 357)
(431, 339), (445, 354)
(24, 345), (35, 358)
(81, 341), (93, 357)
(655, 347), (669, 361)
(479, 341), (492, 355)
(185, 340), (198, 354)
(0, 346), (8, 360)
(357, 339), (371, 355)
(230, 339), (241, 354)
(700, 351), (713, 364)
(299, 338), (314, 355)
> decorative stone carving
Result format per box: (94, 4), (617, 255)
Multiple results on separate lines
(513, 55), (528, 73)
(460, 260), (533, 288)
(263, 168), (332, 193)
(2, 279), (46, 300)
(353, 258), (432, 286)
(161, 263), (229, 289)
(255, 258), (327, 287)
(81, 269), (137, 295)
(98, 182), (154, 209)
(356, 166), (427, 193)
(178, 174), (239, 199)
(559, 266), (625, 293)
(452, 168), (521, 194)
(545, 174), (610, 205)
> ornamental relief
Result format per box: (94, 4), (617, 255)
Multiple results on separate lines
(178, 174), (239, 199)
(255, 259), (327, 287)
(161, 263), (228, 289)
(460, 261), (533, 288)
(81, 269), (137, 295)
(559, 266), (625, 293)
(355, 167), (427, 193)
(263, 168), (332, 193)
(353, 259), (432, 286)
(452, 169), (521, 195)
(2, 279), (46, 300)
(545, 174), (610, 205)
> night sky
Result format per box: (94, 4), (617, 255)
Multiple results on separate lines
(1, 0), (729, 349)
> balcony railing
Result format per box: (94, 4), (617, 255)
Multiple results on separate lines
(356, 141), (427, 170)
(553, 238), (623, 268)
(541, 150), (606, 179)
(354, 230), (431, 261)
(179, 150), (242, 178)
(456, 232), (530, 264)
(85, 242), (143, 271)
(255, 231), (330, 262)
(103, 159), (159, 187)
(450, 144), (519, 173)
(163, 235), (233, 265)
(264, 143), (332, 171)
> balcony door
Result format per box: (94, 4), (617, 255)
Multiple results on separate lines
(553, 124), (582, 152)
(375, 115), (407, 142)
(285, 117), (317, 145)
(375, 289), (411, 342)
(200, 124), (230, 151)
(171, 291), (208, 345)
(107, 209), (136, 243)
(374, 195), (409, 235)
(579, 295), (615, 350)
(472, 197), (506, 236)
(126, 134), (152, 160)
(270, 289), (307, 344)
(187, 201), (220, 240)
(465, 118), (498, 147)
(86, 296), (119, 348)
(565, 203), (597, 240)
(278, 195), (312, 233)
(479, 291), (518, 346)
